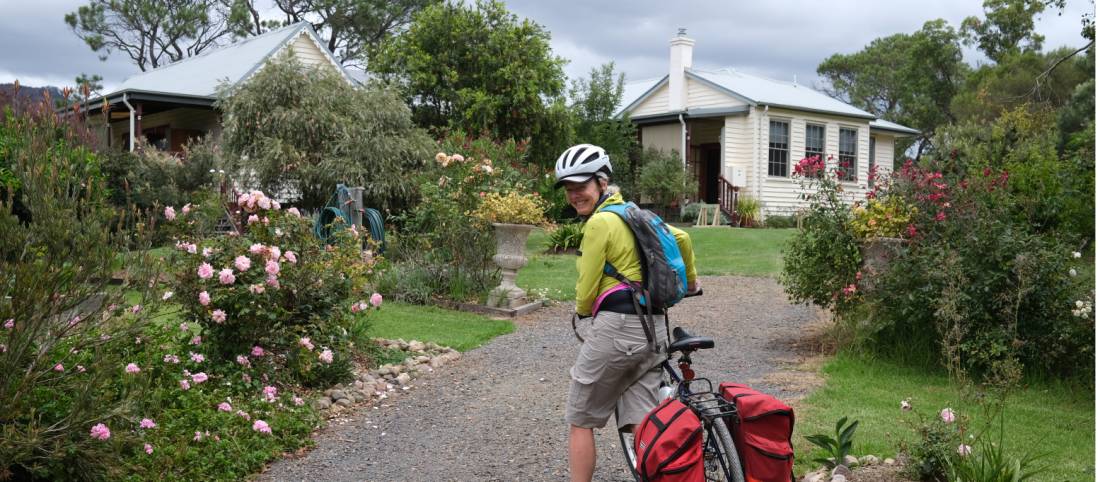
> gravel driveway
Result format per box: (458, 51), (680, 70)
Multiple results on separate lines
(259, 275), (819, 481)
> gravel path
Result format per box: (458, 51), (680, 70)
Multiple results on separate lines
(259, 275), (819, 482)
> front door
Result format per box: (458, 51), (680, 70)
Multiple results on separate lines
(698, 144), (721, 204)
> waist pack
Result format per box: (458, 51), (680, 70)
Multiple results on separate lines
(719, 383), (795, 482)
(635, 398), (705, 482)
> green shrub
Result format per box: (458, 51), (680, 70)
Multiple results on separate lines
(804, 417), (859, 469)
(0, 98), (165, 480)
(735, 195), (761, 227)
(546, 222), (584, 252)
(161, 189), (380, 386)
(763, 214), (798, 229)
(638, 147), (692, 216)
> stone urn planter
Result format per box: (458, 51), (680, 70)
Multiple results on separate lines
(858, 236), (907, 291)
(486, 223), (535, 309)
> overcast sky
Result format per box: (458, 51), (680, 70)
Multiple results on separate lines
(0, 0), (1093, 94)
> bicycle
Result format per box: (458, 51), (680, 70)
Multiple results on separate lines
(615, 321), (746, 482)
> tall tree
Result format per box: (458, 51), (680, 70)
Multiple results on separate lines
(369, 0), (567, 151)
(961, 0), (1051, 62)
(817, 19), (966, 160)
(569, 62), (638, 194)
(65, 0), (263, 72)
(270, 0), (439, 69)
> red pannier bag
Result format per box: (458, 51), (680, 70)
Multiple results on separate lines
(634, 398), (705, 482)
(719, 383), (795, 482)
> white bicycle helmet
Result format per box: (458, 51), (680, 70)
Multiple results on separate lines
(554, 143), (612, 188)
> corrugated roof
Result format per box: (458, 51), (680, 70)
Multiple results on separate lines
(615, 76), (665, 117)
(687, 68), (875, 119)
(871, 118), (921, 135)
(101, 22), (347, 100)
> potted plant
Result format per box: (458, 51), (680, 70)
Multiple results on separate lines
(735, 194), (761, 227)
(470, 191), (548, 308)
(850, 196), (914, 290)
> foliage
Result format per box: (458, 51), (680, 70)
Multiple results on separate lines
(370, 0), (568, 163)
(949, 47), (1093, 124)
(386, 138), (537, 303)
(0, 98), (164, 480)
(734, 195), (761, 227)
(860, 159), (1093, 382)
(637, 147), (692, 214)
(817, 19), (967, 158)
(545, 222), (584, 252)
(780, 156), (862, 313)
(945, 431), (1049, 482)
(470, 191), (548, 226)
(960, 0), (1049, 62)
(65, 0), (261, 72)
(850, 196), (915, 238)
(804, 416), (859, 469)
(218, 51), (434, 211)
(261, 0), (439, 68)
(161, 189), (380, 385)
(763, 214), (798, 229)
(569, 62), (639, 197)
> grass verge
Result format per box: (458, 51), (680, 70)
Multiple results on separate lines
(794, 352), (1094, 481)
(366, 301), (515, 352)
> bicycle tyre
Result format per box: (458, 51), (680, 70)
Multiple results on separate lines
(615, 409), (643, 482)
(702, 407), (745, 482)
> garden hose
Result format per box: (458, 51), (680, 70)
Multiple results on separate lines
(312, 184), (385, 253)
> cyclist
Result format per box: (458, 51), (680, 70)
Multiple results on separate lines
(555, 143), (699, 482)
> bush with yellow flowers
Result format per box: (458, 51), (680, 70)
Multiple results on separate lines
(469, 191), (548, 226)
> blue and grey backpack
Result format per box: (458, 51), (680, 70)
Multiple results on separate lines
(598, 202), (688, 350)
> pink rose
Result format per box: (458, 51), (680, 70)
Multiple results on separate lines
(191, 372), (208, 384)
(189, 352), (205, 363)
(179, 379), (191, 390)
(940, 408), (955, 423)
(3, 319), (12, 329)
(234, 255), (251, 271)
(218, 402), (232, 412)
(164, 206), (176, 221)
(251, 346), (265, 357)
(53, 363), (64, 372)
(262, 385), (277, 402)
(252, 419), (272, 434)
(236, 355), (250, 367)
(197, 263), (214, 279)
(125, 363), (141, 374)
(247, 214), (260, 225)
(179, 322), (189, 332)
(288, 207), (301, 217)
(218, 268), (236, 285)
(370, 293), (383, 308)
(267, 246), (281, 260)
(293, 396), (304, 406)
(249, 243), (265, 254)
(958, 444), (972, 456)
(201, 246), (213, 257)
(182, 203), (192, 214)
(164, 354), (180, 364)
(318, 348), (334, 364)
(236, 410), (251, 420)
(144, 443), (154, 454)
(190, 335), (202, 346)
(211, 309), (227, 323)
(265, 275), (280, 289)
(139, 418), (156, 429)
(249, 284), (265, 294)
(284, 251), (297, 264)
(299, 337), (314, 351)
(199, 291), (211, 306)
(89, 423), (111, 440)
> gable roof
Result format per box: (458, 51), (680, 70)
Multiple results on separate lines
(90, 22), (352, 106)
(870, 118), (921, 135)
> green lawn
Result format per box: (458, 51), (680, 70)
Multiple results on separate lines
(794, 353), (1095, 481)
(367, 301), (514, 352)
(517, 226), (795, 301)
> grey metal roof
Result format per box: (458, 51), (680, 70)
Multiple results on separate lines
(92, 22), (350, 103)
(871, 119), (921, 135)
(616, 76), (666, 117)
(687, 68), (875, 118)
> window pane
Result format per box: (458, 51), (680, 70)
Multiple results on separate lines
(769, 120), (789, 177)
(869, 136), (877, 176)
(805, 124), (824, 159)
(839, 128), (857, 181)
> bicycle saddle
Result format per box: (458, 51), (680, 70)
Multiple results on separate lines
(668, 327), (714, 352)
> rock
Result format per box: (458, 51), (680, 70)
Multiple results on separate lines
(884, 458), (896, 466)
(390, 365), (403, 376)
(396, 373), (412, 386)
(832, 465), (852, 478)
(398, 340), (409, 350)
(354, 380), (364, 390)
(430, 358), (445, 368)
(409, 341), (425, 352)
(842, 455), (859, 467)
(415, 355), (430, 363)
(859, 455), (880, 466)
(335, 398), (354, 408)
(313, 398), (331, 410)
(829, 476), (846, 482)
(801, 470), (826, 482)
(323, 388), (335, 397)
(330, 390), (347, 401)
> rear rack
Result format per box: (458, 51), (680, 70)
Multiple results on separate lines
(683, 385), (738, 422)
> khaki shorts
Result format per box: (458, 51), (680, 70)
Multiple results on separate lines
(566, 311), (667, 430)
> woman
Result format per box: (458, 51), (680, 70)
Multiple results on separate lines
(555, 144), (699, 482)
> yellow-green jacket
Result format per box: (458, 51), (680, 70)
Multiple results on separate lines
(575, 191), (697, 316)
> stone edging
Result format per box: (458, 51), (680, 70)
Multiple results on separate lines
(312, 338), (461, 413)
(801, 454), (899, 482)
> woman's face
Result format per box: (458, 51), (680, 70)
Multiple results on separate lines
(563, 178), (605, 216)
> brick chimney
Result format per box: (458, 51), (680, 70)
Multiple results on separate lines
(668, 28), (694, 112)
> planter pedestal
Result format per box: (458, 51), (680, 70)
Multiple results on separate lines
(486, 223), (535, 309)
(859, 237), (907, 291)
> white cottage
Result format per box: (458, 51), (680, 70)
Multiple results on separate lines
(83, 22), (355, 154)
(617, 32), (919, 218)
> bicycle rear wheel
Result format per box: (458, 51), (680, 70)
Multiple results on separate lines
(615, 409), (642, 482)
(701, 404), (745, 482)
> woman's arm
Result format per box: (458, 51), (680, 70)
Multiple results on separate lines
(574, 215), (612, 316)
